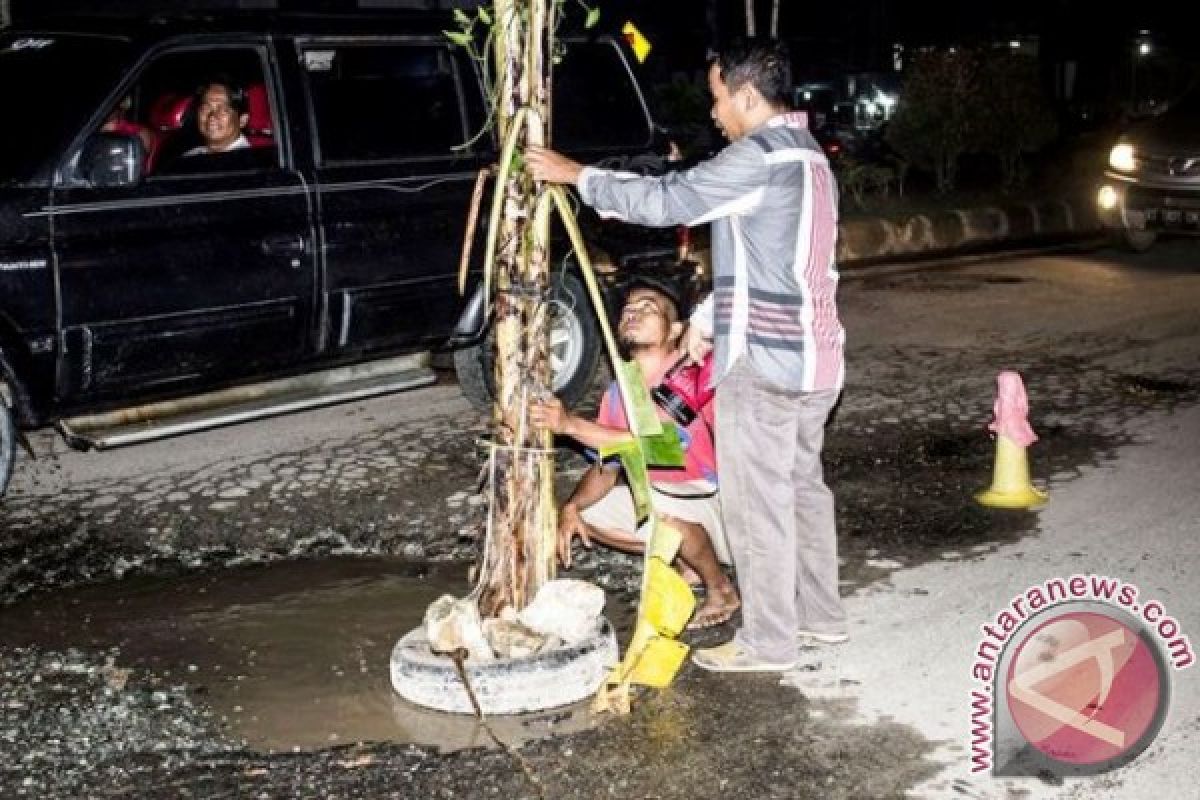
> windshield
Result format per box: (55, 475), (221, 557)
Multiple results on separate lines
(0, 33), (130, 184)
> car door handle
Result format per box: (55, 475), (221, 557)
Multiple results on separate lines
(260, 235), (306, 255)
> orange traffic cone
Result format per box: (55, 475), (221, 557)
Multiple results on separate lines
(976, 371), (1047, 510)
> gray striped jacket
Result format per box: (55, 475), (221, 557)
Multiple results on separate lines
(578, 112), (844, 392)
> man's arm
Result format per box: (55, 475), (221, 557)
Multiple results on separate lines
(527, 140), (767, 229)
(529, 397), (632, 451)
(556, 463), (619, 567)
(563, 462), (619, 513)
(684, 295), (715, 364)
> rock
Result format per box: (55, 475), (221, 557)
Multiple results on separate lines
(423, 595), (493, 663)
(518, 579), (605, 644)
(481, 618), (548, 660)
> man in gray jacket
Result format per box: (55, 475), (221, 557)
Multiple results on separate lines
(528, 39), (845, 672)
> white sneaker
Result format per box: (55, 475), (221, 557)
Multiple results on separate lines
(797, 629), (848, 645)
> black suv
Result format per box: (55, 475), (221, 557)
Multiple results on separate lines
(0, 13), (684, 495)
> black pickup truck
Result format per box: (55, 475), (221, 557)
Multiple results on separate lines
(0, 12), (688, 495)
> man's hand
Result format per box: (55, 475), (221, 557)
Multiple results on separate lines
(526, 146), (584, 185)
(683, 324), (713, 365)
(557, 503), (592, 567)
(530, 396), (572, 435)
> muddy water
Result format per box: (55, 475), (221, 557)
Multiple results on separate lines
(0, 558), (610, 753)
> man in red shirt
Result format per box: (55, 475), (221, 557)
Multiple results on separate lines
(531, 278), (739, 629)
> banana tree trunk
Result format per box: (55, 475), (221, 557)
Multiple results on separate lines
(477, 0), (557, 617)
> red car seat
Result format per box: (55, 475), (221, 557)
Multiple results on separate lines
(145, 92), (194, 171)
(244, 83), (274, 148)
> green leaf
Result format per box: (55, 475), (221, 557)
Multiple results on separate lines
(585, 6), (601, 29)
(477, 6), (492, 25)
(614, 359), (662, 437)
(509, 149), (525, 176)
(599, 438), (651, 522)
(452, 8), (471, 27)
(639, 426), (685, 468)
(444, 30), (472, 48)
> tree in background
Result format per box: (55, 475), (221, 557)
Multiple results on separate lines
(885, 48), (981, 194)
(973, 52), (1058, 192)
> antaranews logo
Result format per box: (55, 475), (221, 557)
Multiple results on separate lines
(968, 575), (1193, 777)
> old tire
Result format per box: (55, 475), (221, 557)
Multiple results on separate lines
(1117, 226), (1158, 253)
(455, 270), (601, 412)
(390, 617), (617, 714)
(0, 392), (14, 499)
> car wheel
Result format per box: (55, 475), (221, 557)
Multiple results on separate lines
(1117, 226), (1158, 253)
(454, 270), (601, 412)
(0, 389), (15, 498)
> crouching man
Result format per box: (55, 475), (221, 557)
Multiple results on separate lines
(530, 276), (740, 629)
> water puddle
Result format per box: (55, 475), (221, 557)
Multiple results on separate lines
(0, 558), (609, 753)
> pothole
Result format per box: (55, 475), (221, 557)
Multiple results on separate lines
(861, 272), (1027, 292)
(1119, 375), (1195, 395)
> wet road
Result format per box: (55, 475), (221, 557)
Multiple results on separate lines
(2, 240), (1199, 798)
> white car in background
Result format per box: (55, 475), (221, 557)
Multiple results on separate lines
(1098, 92), (1200, 252)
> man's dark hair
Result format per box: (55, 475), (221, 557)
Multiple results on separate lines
(714, 38), (792, 107)
(195, 77), (248, 115)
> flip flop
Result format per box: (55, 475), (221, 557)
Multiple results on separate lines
(686, 594), (741, 630)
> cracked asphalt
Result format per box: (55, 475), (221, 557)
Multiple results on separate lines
(2, 241), (1199, 799)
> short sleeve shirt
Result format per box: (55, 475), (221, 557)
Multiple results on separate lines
(595, 381), (717, 485)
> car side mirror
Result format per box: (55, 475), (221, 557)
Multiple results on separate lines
(80, 132), (144, 188)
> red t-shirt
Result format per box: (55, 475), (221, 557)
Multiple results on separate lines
(595, 380), (717, 485)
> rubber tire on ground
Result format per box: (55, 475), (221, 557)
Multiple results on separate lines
(1116, 226), (1158, 253)
(454, 270), (602, 412)
(390, 617), (618, 715)
(0, 394), (15, 498)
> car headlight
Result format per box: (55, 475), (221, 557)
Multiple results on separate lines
(1097, 185), (1119, 210)
(1109, 143), (1136, 172)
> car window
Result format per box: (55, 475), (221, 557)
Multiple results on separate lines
(93, 46), (281, 180)
(302, 43), (467, 164)
(553, 40), (651, 151)
(0, 33), (132, 185)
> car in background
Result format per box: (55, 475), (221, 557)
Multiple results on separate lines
(0, 13), (685, 496)
(1098, 91), (1200, 252)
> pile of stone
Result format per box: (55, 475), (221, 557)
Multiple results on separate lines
(423, 579), (605, 661)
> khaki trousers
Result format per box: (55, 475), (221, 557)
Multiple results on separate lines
(716, 359), (845, 663)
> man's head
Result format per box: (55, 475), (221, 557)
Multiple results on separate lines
(617, 277), (684, 356)
(195, 80), (249, 152)
(708, 39), (792, 141)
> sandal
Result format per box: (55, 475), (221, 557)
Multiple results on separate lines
(686, 590), (741, 630)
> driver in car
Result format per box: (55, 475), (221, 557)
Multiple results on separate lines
(184, 79), (250, 156)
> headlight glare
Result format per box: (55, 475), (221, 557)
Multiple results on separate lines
(1109, 143), (1136, 171)
(1097, 185), (1119, 210)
